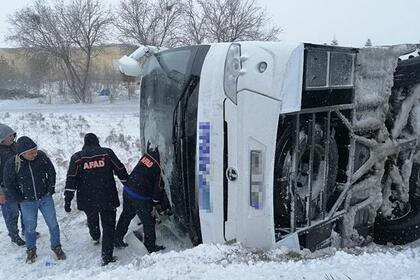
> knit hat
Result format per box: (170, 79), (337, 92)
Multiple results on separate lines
(83, 133), (100, 147)
(16, 136), (37, 155)
(0, 123), (16, 144)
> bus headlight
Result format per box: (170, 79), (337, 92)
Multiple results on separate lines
(250, 150), (264, 209)
(224, 43), (241, 104)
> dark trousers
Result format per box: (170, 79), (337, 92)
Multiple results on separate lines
(115, 192), (156, 251)
(84, 209), (116, 259)
(1, 198), (22, 240)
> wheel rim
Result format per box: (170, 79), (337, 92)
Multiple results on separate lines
(383, 201), (411, 221)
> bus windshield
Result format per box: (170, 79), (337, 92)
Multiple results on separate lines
(139, 45), (209, 244)
(139, 47), (196, 173)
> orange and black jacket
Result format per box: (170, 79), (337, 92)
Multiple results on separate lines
(124, 153), (164, 204)
(64, 146), (128, 211)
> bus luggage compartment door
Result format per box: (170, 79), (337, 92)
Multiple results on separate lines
(226, 90), (280, 249)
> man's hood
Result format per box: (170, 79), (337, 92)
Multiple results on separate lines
(0, 124), (15, 144)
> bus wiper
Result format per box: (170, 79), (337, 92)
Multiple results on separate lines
(172, 104), (179, 145)
(172, 75), (199, 145)
(180, 76), (199, 138)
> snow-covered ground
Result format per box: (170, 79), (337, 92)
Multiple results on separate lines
(1, 99), (420, 280)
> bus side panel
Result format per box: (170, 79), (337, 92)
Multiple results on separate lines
(197, 44), (231, 244)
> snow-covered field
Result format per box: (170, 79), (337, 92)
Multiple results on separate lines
(1, 99), (420, 280)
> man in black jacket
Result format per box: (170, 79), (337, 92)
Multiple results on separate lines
(115, 143), (165, 253)
(0, 124), (25, 246)
(3, 136), (66, 263)
(64, 133), (128, 266)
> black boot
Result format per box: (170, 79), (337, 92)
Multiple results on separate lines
(147, 245), (165, 253)
(11, 236), (25, 246)
(26, 248), (37, 263)
(101, 255), (118, 266)
(52, 245), (66, 260)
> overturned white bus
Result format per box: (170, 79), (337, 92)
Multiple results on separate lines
(118, 42), (420, 251)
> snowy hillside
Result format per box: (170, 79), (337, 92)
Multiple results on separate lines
(1, 99), (420, 280)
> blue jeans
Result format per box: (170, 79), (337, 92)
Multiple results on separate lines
(20, 195), (61, 250)
(1, 198), (20, 240)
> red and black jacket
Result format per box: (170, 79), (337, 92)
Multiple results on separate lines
(65, 146), (128, 211)
(124, 153), (164, 203)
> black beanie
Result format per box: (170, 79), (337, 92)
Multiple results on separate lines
(84, 133), (100, 147)
(147, 141), (160, 163)
(16, 136), (37, 155)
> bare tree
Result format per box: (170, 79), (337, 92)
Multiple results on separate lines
(115, 0), (280, 46)
(115, 0), (184, 47)
(196, 0), (281, 43)
(179, 0), (207, 45)
(8, 0), (112, 103)
(25, 52), (54, 94)
(0, 56), (22, 89)
(65, 0), (112, 102)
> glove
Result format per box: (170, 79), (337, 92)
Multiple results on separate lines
(162, 209), (173, 216)
(64, 201), (71, 213)
(155, 204), (173, 216)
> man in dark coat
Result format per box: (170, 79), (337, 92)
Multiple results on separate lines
(3, 136), (66, 263)
(0, 124), (25, 246)
(115, 143), (165, 253)
(64, 133), (128, 266)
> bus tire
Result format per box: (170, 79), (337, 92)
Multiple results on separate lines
(374, 197), (420, 245)
(374, 164), (420, 245)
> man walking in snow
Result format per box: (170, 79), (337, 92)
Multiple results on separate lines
(64, 133), (128, 266)
(3, 136), (66, 263)
(114, 142), (165, 254)
(0, 124), (25, 247)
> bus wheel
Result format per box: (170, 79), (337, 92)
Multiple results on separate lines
(274, 121), (338, 227)
(373, 198), (420, 245)
(374, 164), (420, 245)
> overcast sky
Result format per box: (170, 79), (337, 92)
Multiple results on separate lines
(0, 0), (418, 48)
